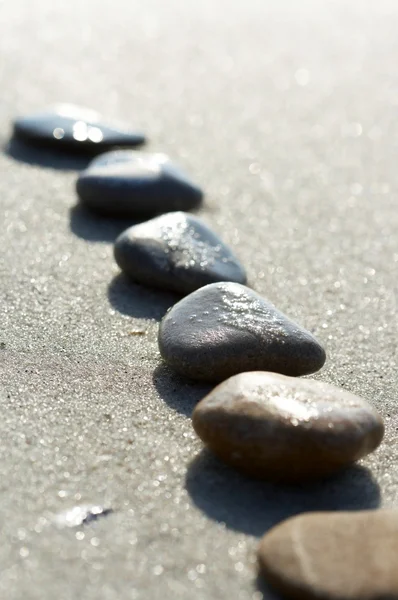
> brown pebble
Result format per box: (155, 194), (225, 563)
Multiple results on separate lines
(192, 372), (384, 481)
(258, 510), (398, 600)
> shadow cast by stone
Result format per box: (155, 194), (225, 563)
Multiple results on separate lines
(153, 363), (212, 417)
(69, 205), (135, 243)
(255, 573), (284, 600)
(4, 137), (92, 171)
(186, 449), (381, 537)
(108, 273), (179, 322)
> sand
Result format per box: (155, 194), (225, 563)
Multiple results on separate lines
(1, 0), (397, 598)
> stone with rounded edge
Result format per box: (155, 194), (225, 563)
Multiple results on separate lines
(76, 150), (203, 217)
(258, 509), (397, 600)
(158, 282), (326, 382)
(192, 371), (384, 480)
(114, 212), (247, 294)
(13, 104), (145, 153)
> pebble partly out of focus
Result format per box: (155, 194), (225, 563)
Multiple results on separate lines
(192, 371), (384, 481)
(114, 212), (247, 294)
(76, 150), (203, 217)
(258, 510), (398, 600)
(158, 282), (326, 382)
(13, 104), (146, 152)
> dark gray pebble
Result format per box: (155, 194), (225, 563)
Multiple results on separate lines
(158, 282), (326, 382)
(76, 151), (203, 217)
(13, 104), (145, 153)
(114, 212), (247, 294)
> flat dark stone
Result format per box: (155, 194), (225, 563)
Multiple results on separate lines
(76, 151), (203, 217)
(114, 212), (247, 294)
(158, 282), (326, 382)
(13, 104), (145, 154)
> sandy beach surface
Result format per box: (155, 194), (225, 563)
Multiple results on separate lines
(1, 0), (398, 598)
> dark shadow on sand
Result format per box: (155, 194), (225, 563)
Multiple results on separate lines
(255, 573), (285, 600)
(186, 450), (381, 538)
(4, 136), (92, 171)
(69, 204), (135, 243)
(107, 273), (179, 322)
(153, 363), (212, 417)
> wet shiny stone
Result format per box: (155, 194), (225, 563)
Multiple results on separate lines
(192, 371), (384, 481)
(13, 104), (145, 153)
(114, 212), (247, 294)
(158, 282), (326, 382)
(76, 150), (203, 217)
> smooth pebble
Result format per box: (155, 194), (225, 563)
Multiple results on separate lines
(158, 282), (326, 382)
(114, 212), (247, 294)
(258, 510), (398, 600)
(13, 104), (145, 152)
(192, 371), (384, 480)
(76, 150), (203, 217)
